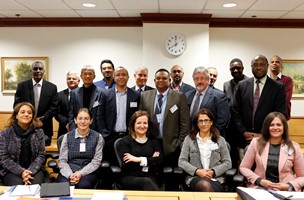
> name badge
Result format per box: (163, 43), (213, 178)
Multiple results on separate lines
(210, 143), (219, 150)
(80, 143), (86, 152)
(130, 102), (137, 108)
(156, 114), (163, 123)
(142, 166), (149, 172)
(92, 101), (99, 108)
(170, 105), (178, 113)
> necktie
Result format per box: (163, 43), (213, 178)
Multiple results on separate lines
(253, 80), (260, 115)
(137, 88), (142, 94)
(34, 83), (41, 112)
(191, 93), (202, 121)
(153, 94), (163, 137)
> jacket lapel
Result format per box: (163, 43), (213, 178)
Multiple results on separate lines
(279, 144), (292, 173)
(200, 87), (211, 108)
(261, 142), (270, 171)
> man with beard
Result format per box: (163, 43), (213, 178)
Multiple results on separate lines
(131, 66), (154, 93)
(232, 55), (286, 158)
(269, 55), (293, 120)
(94, 59), (116, 89)
(170, 65), (194, 93)
(223, 58), (248, 167)
(185, 67), (230, 135)
(14, 61), (58, 144)
(55, 71), (80, 138)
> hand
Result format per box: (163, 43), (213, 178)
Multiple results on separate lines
(152, 151), (160, 157)
(22, 170), (33, 185)
(259, 179), (274, 190)
(195, 169), (213, 180)
(243, 132), (255, 141)
(252, 133), (261, 138)
(269, 183), (290, 191)
(69, 172), (81, 185)
(123, 153), (141, 163)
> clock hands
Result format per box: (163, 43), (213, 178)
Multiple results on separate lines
(170, 43), (178, 48)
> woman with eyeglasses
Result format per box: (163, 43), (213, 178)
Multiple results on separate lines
(57, 108), (104, 189)
(178, 108), (231, 192)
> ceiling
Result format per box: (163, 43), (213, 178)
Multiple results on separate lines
(1, 0), (304, 19)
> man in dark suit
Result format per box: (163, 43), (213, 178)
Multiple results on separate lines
(140, 68), (190, 167)
(97, 66), (140, 164)
(170, 65), (194, 93)
(55, 71), (80, 138)
(185, 66), (230, 135)
(131, 66), (154, 93)
(232, 55), (286, 153)
(68, 66), (102, 132)
(14, 61), (58, 143)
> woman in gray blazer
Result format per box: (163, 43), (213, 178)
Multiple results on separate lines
(178, 108), (231, 192)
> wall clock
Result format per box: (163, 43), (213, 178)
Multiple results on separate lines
(165, 32), (187, 56)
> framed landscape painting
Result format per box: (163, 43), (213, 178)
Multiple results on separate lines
(1, 57), (48, 94)
(282, 59), (304, 98)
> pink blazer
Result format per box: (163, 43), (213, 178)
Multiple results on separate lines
(239, 138), (304, 191)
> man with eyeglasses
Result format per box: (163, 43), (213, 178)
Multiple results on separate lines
(232, 54), (286, 160)
(185, 66), (230, 136)
(223, 58), (248, 168)
(14, 61), (58, 145)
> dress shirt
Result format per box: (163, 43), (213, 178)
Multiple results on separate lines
(253, 76), (267, 96)
(135, 85), (145, 91)
(32, 78), (43, 97)
(59, 129), (104, 179)
(114, 88), (127, 132)
(196, 133), (213, 169)
(154, 89), (168, 138)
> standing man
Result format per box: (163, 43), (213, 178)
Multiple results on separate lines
(55, 71), (80, 138)
(232, 55), (286, 155)
(186, 67), (230, 135)
(140, 68), (190, 167)
(207, 67), (218, 88)
(131, 66), (154, 93)
(269, 55), (293, 120)
(94, 59), (115, 89)
(68, 66), (102, 132)
(170, 65), (194, 93)
(14, 61), (58, 144)
(97, 67), (140, 165)
(223, 58), (248, 168)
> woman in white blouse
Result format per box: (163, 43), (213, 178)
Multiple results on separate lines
(178, 108), (231, 192)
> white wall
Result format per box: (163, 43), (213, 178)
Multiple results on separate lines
(0, 26), (303, 117)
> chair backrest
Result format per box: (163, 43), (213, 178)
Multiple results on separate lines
(113, 138), (123, 167)
(57, 134), (65, 152)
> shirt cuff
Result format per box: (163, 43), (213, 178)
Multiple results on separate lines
(139, 157), (147, 166)
(255, 178), (262, 186)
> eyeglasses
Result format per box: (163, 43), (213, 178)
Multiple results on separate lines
(198, 119), (211, 124)
(193, 77), (209, 82)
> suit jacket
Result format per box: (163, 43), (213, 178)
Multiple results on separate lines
(277, 75), (293, 120)
(97, 87), (140, 138)
(14, 79), (58, 138)
(178, 135), (232, 185)
(239, 138), (304, 191)
(223, 75), (249, 107)
(170, 82), (195, 94)
(185, 87), (230, 133)
(139, 89), (190, 156)
(232, 76), (286, 147)
(55, 88), (73, 137)
(68, 85), (102, 131)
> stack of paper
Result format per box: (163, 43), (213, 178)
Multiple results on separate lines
(10, 184), (40, 197)
(92, 191), (125, 200)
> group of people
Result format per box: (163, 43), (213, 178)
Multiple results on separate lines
(0, 54), (303, 193)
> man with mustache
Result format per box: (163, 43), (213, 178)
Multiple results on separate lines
(170, 65), (194, 93)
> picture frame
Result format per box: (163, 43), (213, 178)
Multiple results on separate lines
(282, 59), (304, 98)
(1, 57), (48, 94)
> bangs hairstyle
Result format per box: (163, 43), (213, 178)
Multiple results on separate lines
(189, 108), (220, 143)
(8, 102), (42, 128)
(257, 112), (294, 155)
(74, 108), (93, 119)
(128, 110), (153, 138)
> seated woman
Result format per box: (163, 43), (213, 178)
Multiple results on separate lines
(57, 108), (104, 189)
(240, 112), (304, 191)
(118, 110), (163, 190)
(178, 108), (232, 192)
(0, 102), (45, 186)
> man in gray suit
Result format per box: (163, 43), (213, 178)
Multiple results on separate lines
(139, 68), (190, 167)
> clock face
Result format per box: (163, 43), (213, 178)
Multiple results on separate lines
(165, 33), (186, 56)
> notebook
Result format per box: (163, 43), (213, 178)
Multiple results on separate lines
(10, 184), (40, 196)
(40, 182), (70, 198)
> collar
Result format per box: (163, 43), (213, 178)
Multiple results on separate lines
(171, 82), (183, 91)
(75, 128), (89, 138)
(115, 87), (127, 94)
(195, 86), (208, 96)
(135, 85), (145, 91)
(32, 78), (43, 86)
(254, 75), (267, 85)
(157, 88), (169, 96)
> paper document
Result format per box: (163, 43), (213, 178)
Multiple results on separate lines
(10, 184), (40, 196)
(92, 191), (125, 200)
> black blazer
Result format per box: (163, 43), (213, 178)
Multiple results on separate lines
(232, 76), (286, 147)
(97, 88), (140, 138)
(68, 85), (102, 132)
(55, 88), (72, 137)
(170, 82), (195, 94)
(185, 87), (230, 133)
(14, 79), (58, 138)
(131, 85), (154, 92)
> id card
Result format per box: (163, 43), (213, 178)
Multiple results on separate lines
(80, 143), (86, 152)
(142, 166), (149, 172)
(156, 114), (163, 123)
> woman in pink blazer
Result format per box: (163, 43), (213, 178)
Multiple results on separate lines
(239, 112), (304, 191)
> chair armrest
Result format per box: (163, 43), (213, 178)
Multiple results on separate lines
(226, 168), (237, 177)
(110, 166), (121, 174)
(173, 166), (184, 174)
(233, 174), (245, 184)
(101, 161), (110, 168)
(47, 160), (58, 169)
(163, 166), (173, 174)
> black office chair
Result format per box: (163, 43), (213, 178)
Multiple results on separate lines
(47, 134), (110, 188)
(110, 137), (170, 190)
